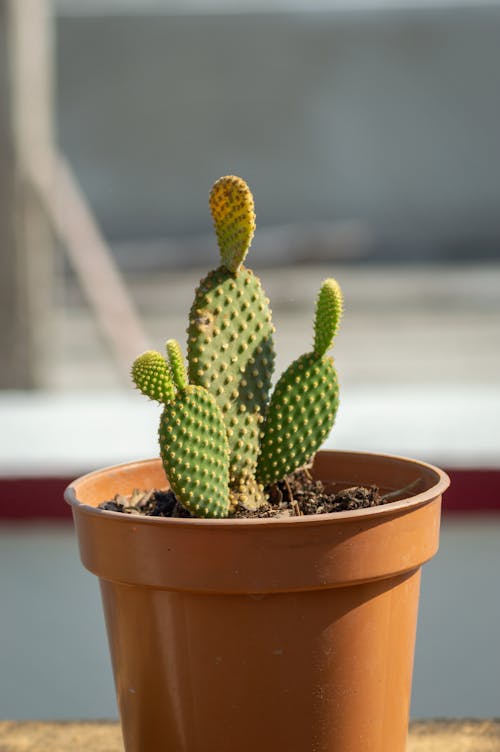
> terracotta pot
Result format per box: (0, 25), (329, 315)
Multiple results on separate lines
(65, 450), (449, 752)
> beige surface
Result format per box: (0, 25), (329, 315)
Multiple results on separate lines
(1, 721), (500, 751)
(409, 721), (500, 751)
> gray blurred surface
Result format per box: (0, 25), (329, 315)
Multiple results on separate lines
(1, 517), (499, 720)
(51, 262), (500, 390)
(55, 3), (500, 260)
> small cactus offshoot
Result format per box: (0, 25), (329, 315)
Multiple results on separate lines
(131, 176), (343, 518)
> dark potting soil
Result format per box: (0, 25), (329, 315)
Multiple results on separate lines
(98, 466), (415, 519)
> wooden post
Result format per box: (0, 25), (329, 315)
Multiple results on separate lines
(0, 0), (54, 388)
(36, 153), (150, 376)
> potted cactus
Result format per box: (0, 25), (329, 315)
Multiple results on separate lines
(130, 176), (341, 517)
(66, 176), (449, 752)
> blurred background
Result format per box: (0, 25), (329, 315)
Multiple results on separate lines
(1, 0), (499, 723)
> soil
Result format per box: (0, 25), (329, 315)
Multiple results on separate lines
(98, 466), (417, 519)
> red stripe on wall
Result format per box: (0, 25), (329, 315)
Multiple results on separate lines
(440, 469), (500, 514)
(0, 477), (74, 520)
(0, 468), (499, 520)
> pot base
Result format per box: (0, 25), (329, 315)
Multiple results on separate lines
(102, 569), (421, 752)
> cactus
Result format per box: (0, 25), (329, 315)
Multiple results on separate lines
(132, 345), (230, 518)
(131, 176), (343, 518)
(187, 176), (275, 509)
(255, 279), (342, 486)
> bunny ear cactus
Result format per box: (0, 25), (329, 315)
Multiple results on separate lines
(187, 176), (275, 509)
(131, 175), (343, 518)
(255, 279), (343, 486)
(132, 343), (230, 518)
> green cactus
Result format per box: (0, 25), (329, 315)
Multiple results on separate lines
(187, 176), (275, 509)
(131, 176), (343, 518)
(132, 345), (230, 518)
(255, 279), (342, 486)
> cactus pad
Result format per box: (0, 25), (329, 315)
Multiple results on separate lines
(314, 278), (343, 357)
(158, 385), (230, 518)
(188, 265), (274, 489)
(166, 338), (188, 389)
(256, 353), (339, 487)
(209, 175), (256, 273)
(131, 351), (175, 403)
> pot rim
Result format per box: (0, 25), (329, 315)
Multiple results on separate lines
(64, 449), (450, 528)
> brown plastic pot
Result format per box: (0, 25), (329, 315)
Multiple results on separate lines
(65, 450), (449, 752)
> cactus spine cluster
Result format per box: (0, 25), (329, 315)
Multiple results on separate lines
(132, 176), (343, 518)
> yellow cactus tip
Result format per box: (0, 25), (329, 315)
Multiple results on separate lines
(209, 175), (256, 273)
